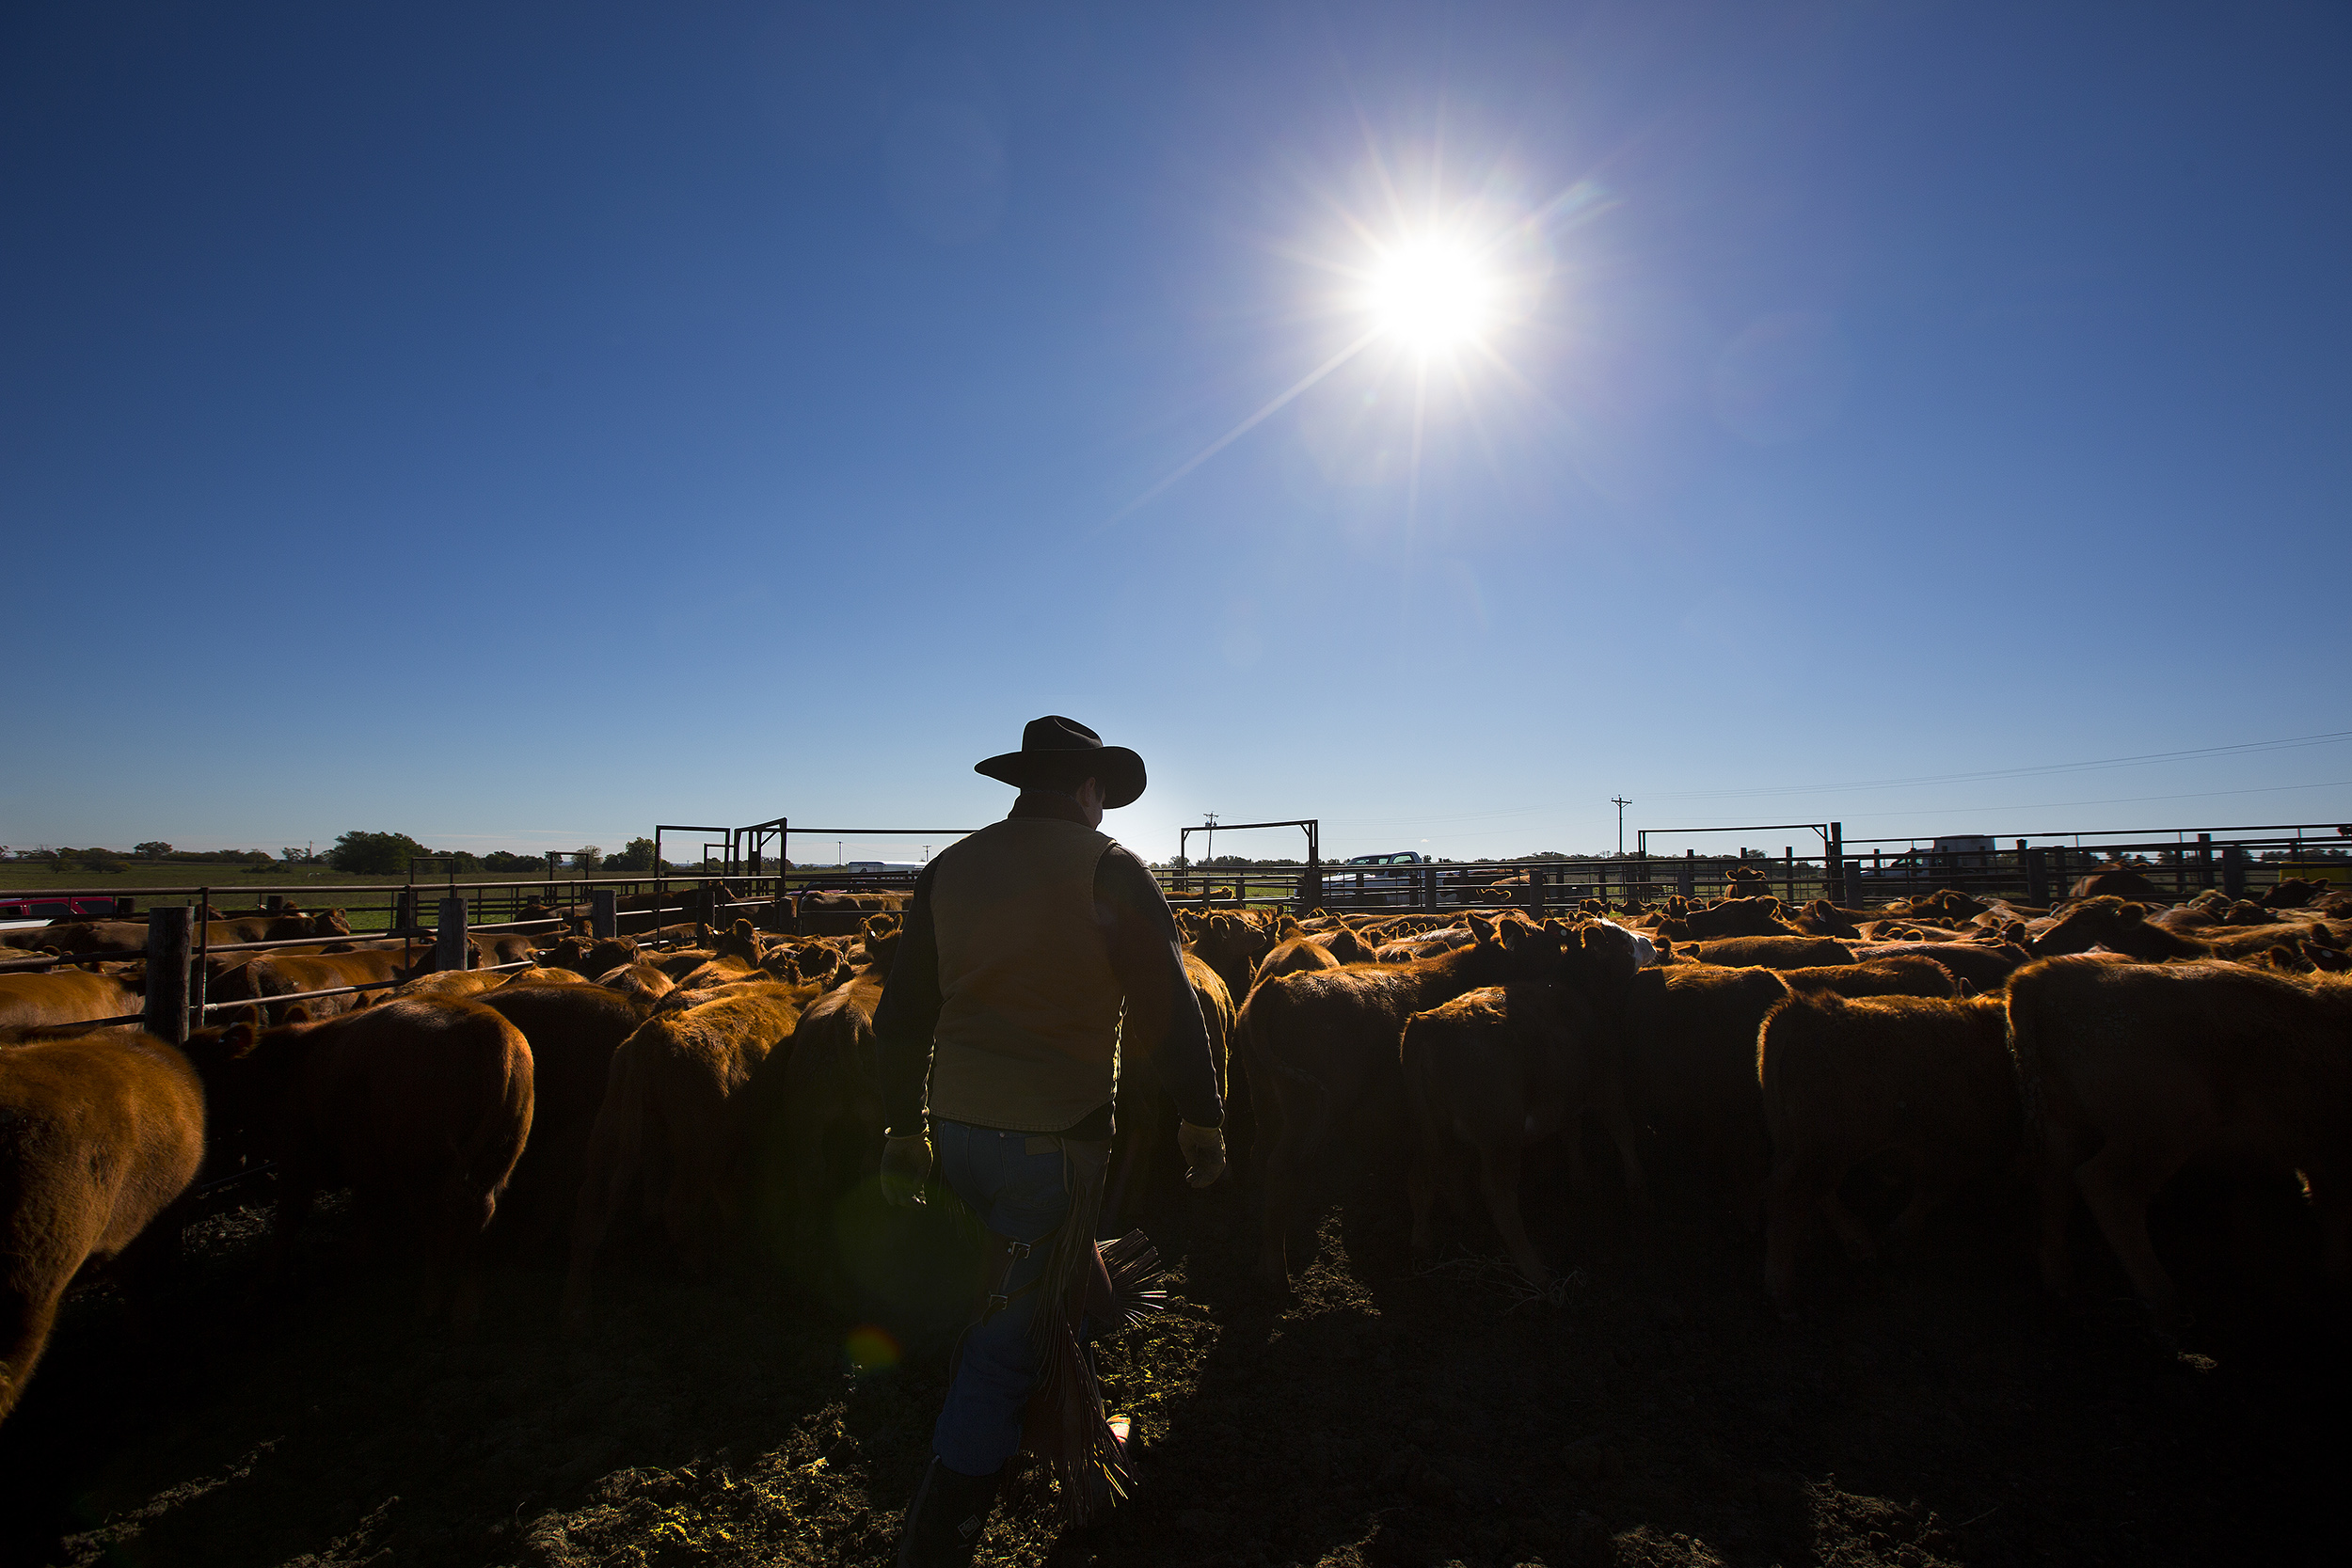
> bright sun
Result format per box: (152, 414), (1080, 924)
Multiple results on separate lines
(1366, 238), (1491, 352)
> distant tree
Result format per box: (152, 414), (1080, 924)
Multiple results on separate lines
(281, 847), (310, 865)
(435, 850), (483, 873)
(135, 841), (173, 861)
(577, 845), (603, 874)
(80, 848), (127, 874)
(604, 838), (657, 873)
(481, 850), (544, 873)
(327, 830), (431, 875)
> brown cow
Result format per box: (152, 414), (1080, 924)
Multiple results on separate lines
(0, 971), (141, 1037)
(1404, 922), (1650, 1286)
(473, 983), (652, 1264)
(1671, 895), (1790, 941)
(564, 985), (803, 1325)
(246, 948), (435, 1022)
(1757, 988), (2019, 1316)
(1105, 953), (1237, 1230)
(1254, 929), (1343, 990)
(795, 890), (913, 936)
(0, 1032), (206, 1425)
(1769, 957), (1959, 999)
(1688, 936), (1855, 970)
(1620, 963), (1791, 1223)
(1236, 914), (1571, 1289)
(186, 1000), (532, 1322)
(2007, 956), (2352, 1327)
(2027, 897), (2210, 961)
(2066, 864), (2170, 902)
(596, 961), (675, 1004)
(1847, 941), (2030, 994)
(735, 929), (900, 1282)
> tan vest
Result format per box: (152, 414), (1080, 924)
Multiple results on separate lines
(926, 816), (1125, 1132)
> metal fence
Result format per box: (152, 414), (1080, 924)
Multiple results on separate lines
(8, 814), (2343, 1040)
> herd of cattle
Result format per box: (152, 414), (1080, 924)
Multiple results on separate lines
(2, 864), (2349, 1436)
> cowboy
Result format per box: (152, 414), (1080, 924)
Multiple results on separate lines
(873, 716), (1226, 1567)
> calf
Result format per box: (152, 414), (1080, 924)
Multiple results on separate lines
(0, 1033), (206, 1425)
(1236, 915), (1571, 1289)
(1404, 923), (1650, 1286)
(2006, 956), (2352, 1327)
(1757, 988), (2019, 1316)
(187, 1000), (532, 1322)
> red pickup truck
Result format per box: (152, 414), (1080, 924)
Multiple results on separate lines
(0, 895), (127, 925)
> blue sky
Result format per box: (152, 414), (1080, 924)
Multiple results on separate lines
(4, 1), (2348, 866)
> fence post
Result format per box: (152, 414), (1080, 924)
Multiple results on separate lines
(437, 895), (470, 973)
(1422, 864), (1438, 913)
(2222, 845), (2248, 898)
(265, 895), (284, 914)
(394, 887), (417, 934)
(2196, 832), (2214, 889)
(2050, 846), (2068, 898)
(2023, 847), (2048, 905)
(144, 906), (193, 1045)
(1528, 864), (1548, 917)
(1825, 824), (1844, 905)
(1678, 849), (1695, 898)
(591, 887), (618, 940)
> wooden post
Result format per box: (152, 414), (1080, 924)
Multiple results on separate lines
(1784, 846), (1795, 905)
(2051, 846), (2069, 898)
(2023, 847), (2048, 905)
(2223, 845), (2248, 898)
(2197, 832), (2214, 889)
(591, 887), (618, 940)
(265, 895), (284, 914)
(1528, 864), (1548, 917)
(394, 887), (417, 934)
(1678, 849), (1695, 898)
(144, 906), (193, 1045)
(1825, 824), (1844, 905)
(437, 895), (470, 974)
(1422, 863), (1438, 913)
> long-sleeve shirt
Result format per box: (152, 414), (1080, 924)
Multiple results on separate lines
(874, 792), (1221, 1140)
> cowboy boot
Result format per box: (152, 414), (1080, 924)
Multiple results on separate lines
(896, 1456), (1003, 1568)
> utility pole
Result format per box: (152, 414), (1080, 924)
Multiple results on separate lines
(1203, 812), (1218, 867)
(1612, 798), (1631, 858)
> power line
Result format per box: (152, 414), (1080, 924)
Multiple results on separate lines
(1643, 729), (2352, 802)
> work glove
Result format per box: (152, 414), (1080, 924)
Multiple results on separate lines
(1178, 1121), (1227, 1189)
(880, 1133), (931, 1208)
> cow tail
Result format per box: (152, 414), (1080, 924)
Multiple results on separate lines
(452, 1025), (533, 1216)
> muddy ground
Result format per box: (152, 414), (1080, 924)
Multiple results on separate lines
(4, 1157), (2344, 1568)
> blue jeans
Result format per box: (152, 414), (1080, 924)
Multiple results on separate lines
(932, 1119), (1073, 1477)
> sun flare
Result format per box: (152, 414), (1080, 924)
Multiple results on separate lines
(1365, 238), (1492, 352)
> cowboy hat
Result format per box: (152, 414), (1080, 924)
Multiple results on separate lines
(974, 716), (1147, 809)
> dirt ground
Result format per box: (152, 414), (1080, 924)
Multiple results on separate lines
(4, 1154), (2344, 1568)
